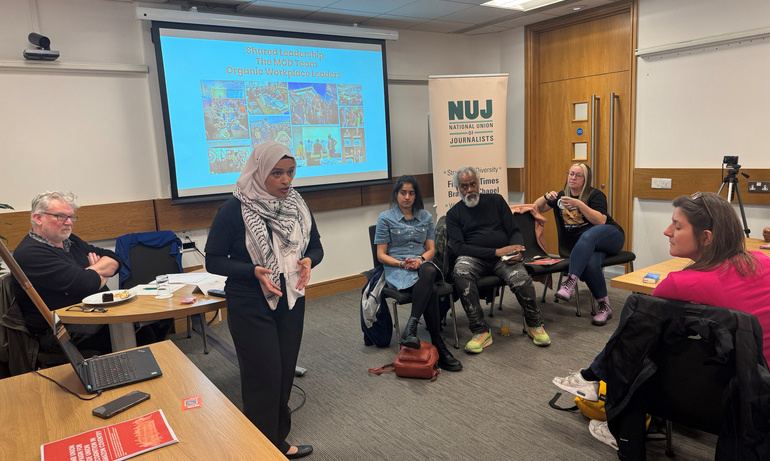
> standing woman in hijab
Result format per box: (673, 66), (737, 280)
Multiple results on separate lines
(205, 142), (323, 459)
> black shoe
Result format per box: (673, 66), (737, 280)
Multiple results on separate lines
(399, 317), (421, 349)
(286, 445), (313, 459)
(436, 341), (463, 372)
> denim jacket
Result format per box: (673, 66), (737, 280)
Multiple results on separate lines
(374, 208), (435, 291)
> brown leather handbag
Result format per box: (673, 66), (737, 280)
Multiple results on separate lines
(368, 341), (439, 381)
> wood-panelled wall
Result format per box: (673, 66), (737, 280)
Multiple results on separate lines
(4, 167), (764, 252)
(634, 168), (770, 204)
(1, 169), (525, 251)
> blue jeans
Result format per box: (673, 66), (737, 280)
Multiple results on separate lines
(567, 225), (625, 299)
(588, 300), (636, 380)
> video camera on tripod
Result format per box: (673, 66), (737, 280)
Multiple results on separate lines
(719, 155), (750, 237)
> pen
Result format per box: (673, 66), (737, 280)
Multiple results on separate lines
(143, 287), (157, 290)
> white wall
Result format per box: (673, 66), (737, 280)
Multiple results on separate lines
(0, 0), (162, 206)
(0, 1), (502, 284)
(634, 0), (770, 268)
(3, 0), (767, 284)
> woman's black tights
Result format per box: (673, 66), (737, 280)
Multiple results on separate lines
(409, 263), (442, 342)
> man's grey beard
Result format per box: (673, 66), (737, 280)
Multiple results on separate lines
(463, 193), (480, 208)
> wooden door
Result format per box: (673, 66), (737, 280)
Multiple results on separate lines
(526, 2), (636, 254)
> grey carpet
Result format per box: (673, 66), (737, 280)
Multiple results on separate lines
(171, 279), (716, 460)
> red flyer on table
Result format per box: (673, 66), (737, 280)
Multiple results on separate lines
(41, 409), (178, 461)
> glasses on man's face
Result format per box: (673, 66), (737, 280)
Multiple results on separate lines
(568, 171), (584, 178)
(65, 305), (107, 313)
(689, 191), (714, 225)
(42, 212), (78, 223)
(459, 181), (478, 191)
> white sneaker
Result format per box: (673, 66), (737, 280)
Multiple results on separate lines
(589, 419), (618, 450)
(552, 370), (600, 401)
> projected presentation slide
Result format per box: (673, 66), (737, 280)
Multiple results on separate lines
(154, 25), (391, 200)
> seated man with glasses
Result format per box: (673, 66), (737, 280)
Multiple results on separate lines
(12, 191), (120, 354)
(446, 166), (551, 352)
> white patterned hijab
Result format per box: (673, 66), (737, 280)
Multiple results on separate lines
(234, 142), (312, 310)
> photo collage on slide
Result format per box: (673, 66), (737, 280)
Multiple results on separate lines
(201, 80), (366, 175)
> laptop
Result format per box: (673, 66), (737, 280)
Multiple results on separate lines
(0, 239), (162, 393)
(51, 312), (162, 393)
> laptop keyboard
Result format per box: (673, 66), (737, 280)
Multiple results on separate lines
(90, 353), (134, 388)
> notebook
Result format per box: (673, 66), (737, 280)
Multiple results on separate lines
(0, 239), (163, 393)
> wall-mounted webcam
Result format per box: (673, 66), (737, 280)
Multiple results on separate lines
(23, 32), (60, 61)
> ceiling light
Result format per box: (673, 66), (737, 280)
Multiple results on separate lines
(482, 0), (566, 12)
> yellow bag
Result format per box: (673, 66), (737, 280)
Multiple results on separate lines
(573, 381), (651, 428)
(574, 380), (607, 421)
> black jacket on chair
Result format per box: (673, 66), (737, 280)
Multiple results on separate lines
(603, 294), (770, 460)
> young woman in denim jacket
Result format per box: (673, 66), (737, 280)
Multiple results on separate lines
(374, 175), (462, 371)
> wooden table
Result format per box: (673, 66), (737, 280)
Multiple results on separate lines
(611, 238), (770, 295)
(0, 340), (287, 461)
(56, 284), (226, 352)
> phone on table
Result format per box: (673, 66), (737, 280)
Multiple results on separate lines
(93, 390), (150, 419)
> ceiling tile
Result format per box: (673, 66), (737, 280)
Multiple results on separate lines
(326, 0), (416, 15)
(359, 15), (426, 30)
(408, 19), (474, 34)
(440, 5), (517, 23)
(303, 9), (378, 25)
(257, 0), (338, 7)
(239, 3), (316, 19)
(159, 0), (614, 35)
(389, 0), (475, 20)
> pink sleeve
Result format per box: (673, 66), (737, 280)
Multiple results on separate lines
(652, 274), (677, 298)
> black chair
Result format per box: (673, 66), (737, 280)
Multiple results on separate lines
(0, 273), (90, 376)
(115, 232), (208, 352)
(604, 294), (770, 460)
(553, 209), (636, 316)
(512, 211), (571, 303)
(367, 225), (459, 349)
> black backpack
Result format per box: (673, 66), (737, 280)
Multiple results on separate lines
(360, 266), (393, 348)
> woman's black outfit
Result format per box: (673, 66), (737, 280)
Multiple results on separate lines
(205, 196), (323, 453)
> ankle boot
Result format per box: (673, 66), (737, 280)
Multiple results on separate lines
(592, 296), (612, 326)
(399, 317), (421, 349)
(435, 340), (462, 372)
(556, 274), (578, 301)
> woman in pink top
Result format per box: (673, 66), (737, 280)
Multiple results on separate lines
(653, 192), (770, 360)
(551, 192), (770, 448)
(553, 192), (770, 450)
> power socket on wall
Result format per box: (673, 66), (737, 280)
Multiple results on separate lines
(748, 181), (770, 193)
(651, 178), (672, 189)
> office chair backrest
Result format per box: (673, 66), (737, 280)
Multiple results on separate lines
(551, 208), (573, 258)
(646, 334), (734, 434)
(115, 231), (183, 289)
(368, 225), (381, 269)
(606, 294), (770, 459)
(123, 243), (182, 289)
(511, 212), (549, 261)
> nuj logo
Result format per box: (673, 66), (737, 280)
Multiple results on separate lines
(448, 100), (492, 120)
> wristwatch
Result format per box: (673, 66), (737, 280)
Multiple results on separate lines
(418, 255), (426, 262)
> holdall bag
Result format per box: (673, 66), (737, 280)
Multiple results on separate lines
(368, 341), (440, 381)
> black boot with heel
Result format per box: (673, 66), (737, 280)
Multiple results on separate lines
(399, 316), (421, 349)
(435, 340), (463, 371)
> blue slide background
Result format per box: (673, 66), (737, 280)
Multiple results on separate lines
(156, 29), (390, 197)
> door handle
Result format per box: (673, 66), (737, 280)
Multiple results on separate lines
(590, 94), (599, 188)
(608, 92), (619, 214)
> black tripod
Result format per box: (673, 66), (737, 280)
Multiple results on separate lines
(717, 164), (751, 237)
